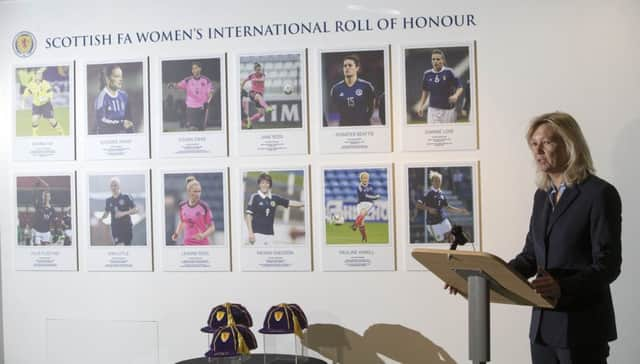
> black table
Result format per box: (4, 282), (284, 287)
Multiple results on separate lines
(176, 354), (327, 364)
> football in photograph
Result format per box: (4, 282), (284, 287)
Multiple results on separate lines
(324, 168), (389, 244)
(239, 53), (304, 130)
(15, 66), (71, 137)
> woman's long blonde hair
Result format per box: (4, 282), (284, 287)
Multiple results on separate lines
(527, 112), (595, 190)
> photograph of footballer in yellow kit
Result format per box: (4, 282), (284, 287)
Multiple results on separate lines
(15, 65), (71, 137)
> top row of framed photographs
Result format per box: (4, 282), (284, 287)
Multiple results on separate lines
(12, 42), (477, 161)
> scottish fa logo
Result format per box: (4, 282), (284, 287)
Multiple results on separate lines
(13, 31), (36, 58)
(270, 201), (276, 207)
(355, 89), (363, 96)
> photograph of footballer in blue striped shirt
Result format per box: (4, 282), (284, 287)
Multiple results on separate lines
(15, 66), (71, 137)
(405, 46), (474, 124)
(408, 166), (475, 247)
(162, 58), (222, 132)
(321, 50), (387, 127)
(239, 53), (305, 130)
(16, 176), (73, 246)
(88, 174), (148, 246)
(242, 170), (306, 246)
(324, 168), (390, 245)
(86, 62), (146, 135)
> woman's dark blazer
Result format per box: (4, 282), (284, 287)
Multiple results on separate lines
(509, 174), (622, 348)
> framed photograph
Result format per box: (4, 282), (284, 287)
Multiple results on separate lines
(13, 64), (75, 160)
(161, 170), (230, 271)
(235, 51), (308, 155)
(85, 171), (152, 271)
(238, 168), (310, 271)
(319, 165), (395, 271)
(405, 162), (480, 270)
(401, 42), (477, 151)
(315, 47), (391, 154)
(157, 56), (227, 158)
(83, 60), (149, 159)
(14, 173), (77, 270)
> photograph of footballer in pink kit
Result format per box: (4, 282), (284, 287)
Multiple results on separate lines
(239, 53), (305, 130)
(162, 58), (223, 132)
(164, 172), (225, 246)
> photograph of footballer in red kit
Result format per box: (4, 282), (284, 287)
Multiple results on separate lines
(321, 49), (387, 127)
(239, 52), (305, 130)
(86, 62), (146, 135)
(16, 175), (74, 247)
(162, 58), (223, 132)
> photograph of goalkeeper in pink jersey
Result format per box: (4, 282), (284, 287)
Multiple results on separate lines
(162, 58), (222, 132)
(164, 172), (225, 246)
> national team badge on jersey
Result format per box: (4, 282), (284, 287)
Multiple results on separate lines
(270, 201), (276, 207)
(355, 89), (363, 96)
(118, 199), (125, 206)
(13, 31), (36, 58)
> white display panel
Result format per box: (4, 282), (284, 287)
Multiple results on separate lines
(236, 166), (311, 271)
(2, 2), (639, 364)
(79, 59), (150, 160)
(318, 164), (395, 271)
(155, 55), (228, 158)
(82, 170), (153, 271)
(12, 62), (75, 161)
(314, 46), (391, 154)
(12, 172), (77, 271)
(234, 50), (309, 156)
(399, 41), (478, 151)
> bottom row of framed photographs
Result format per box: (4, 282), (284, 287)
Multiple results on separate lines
(11, 162), (479, 272)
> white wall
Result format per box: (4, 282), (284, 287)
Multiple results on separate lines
(1, 0), (639, 363)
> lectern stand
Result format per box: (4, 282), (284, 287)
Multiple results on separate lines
(411, 249), (554, 364)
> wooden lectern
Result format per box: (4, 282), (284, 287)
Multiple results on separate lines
(412, 248), (554, 364)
